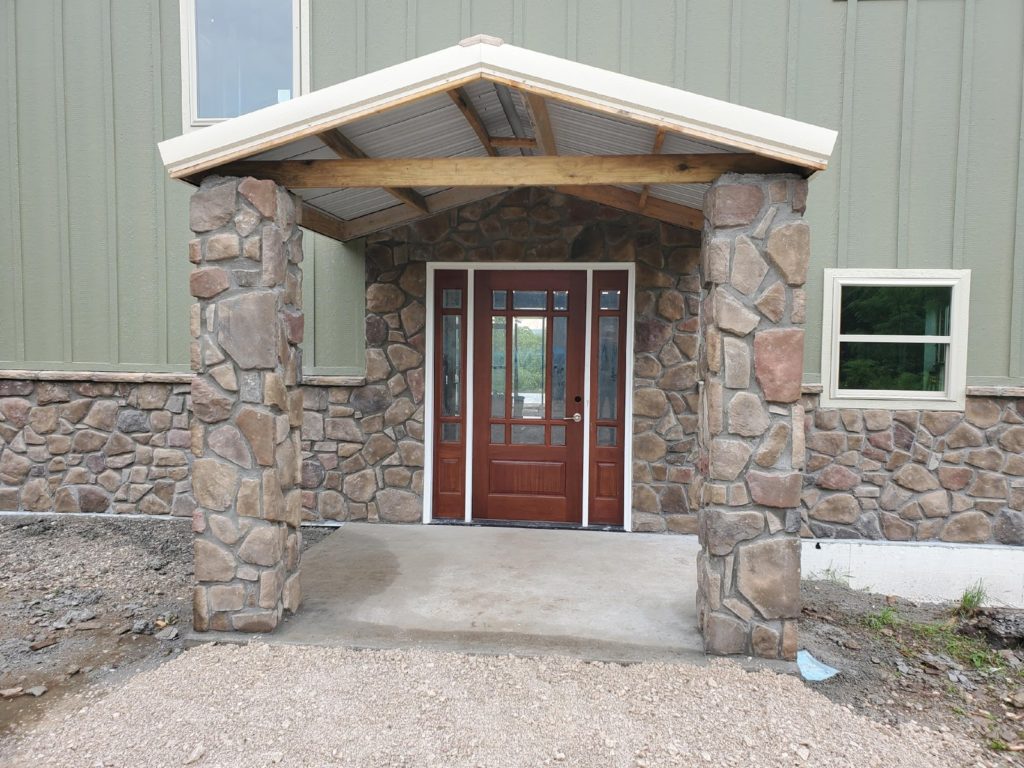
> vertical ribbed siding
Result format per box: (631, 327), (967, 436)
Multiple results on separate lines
(0, 0), (1022, 383)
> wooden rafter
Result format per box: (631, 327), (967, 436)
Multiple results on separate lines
(553, 184), (704, 231)
(488, 136), (537, 149)
(638, 128), (667, 209)
(213, 154), (799, 189)
(523, 92), (557, 155)
(316, 129), (429, 213)
(447, 88), (500, 157)
(342, 187), (507, 240)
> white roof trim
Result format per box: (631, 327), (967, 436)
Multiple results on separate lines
(159, 39), (837, 179)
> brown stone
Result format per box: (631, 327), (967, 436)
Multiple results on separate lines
(192, 458), (238, 511)
(189, 267), (230, 299)
(921, 411), (960, 436)
(387, 344), (422, 372)
(191, 378), (233, 423)
(969, 472), (1008, 499)
(194, 539), (235, 582)
(239, 177), (277, 218)
(205, 232), (241, 262)
(634, 388), (669, 418)
(190, 181), (236, 232)
(940, 511), (991, 543)
(384, 398), (417, 427)
(0, 449), (31, 484)
(727, 392), (769, 437)
(994, 510), (1024, 545)
(0, 397), (32, 428)
(945, 422), (983, 449)
(320, 490), (347, 520)
(730, 236), (769, 296)
(764, 219), (810, 286)
(28, 406), (58, 434)
(754, 422), (790, 468)
(701, 237), (730, 284)
(880, 512), (914, 541)
(723, 337), (750, 389)
(631, 431), (666, 462)
(715, 288), (760, 336)
(709, 439), (752, 481)
(938, 466), (973, 490)
(810, 494), (860, 524)
(261, 224), (286, 287)
(208, 425), (252, 468)
(236, 406), (276, 465)
(366, 283), (405, 313)
(377, 488), (422, 522)
(892, 463), (940, 492)
(705, 183), (764, 228)
(816, 464), (860, 491)
(217, 292), (279, 369)
(753, 281), (786, 324)
(751, 623), (781, 658)
(343, 468), (378, 502)
(71, 429), (107, 452)
(232, 611), (279, 633)
(657, 363), (698, 391)
(999, 426), (1024, 453)
(965, 398), (1002, 428)
(208, 583), (245, 612)
(747, 471), (802, 508)
(702, 612), (748, 655)
(238, 524), (284, 566)
(918, 489), (950, 518)
(736, 537), (800, 619)
(753, 329), (804, 403)
(700, 509), (764, 555)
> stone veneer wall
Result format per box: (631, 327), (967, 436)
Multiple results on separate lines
(800, 393), (1024, 546)
(0, 379), (194, 515)
(296, 187), (704, 532)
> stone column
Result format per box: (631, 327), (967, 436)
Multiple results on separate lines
(187, 176), (305, 633)
(695, 174), (809, 659)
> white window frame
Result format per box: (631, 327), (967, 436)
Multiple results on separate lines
(179, 0), (310, 133)
(821, 269), (971, 411)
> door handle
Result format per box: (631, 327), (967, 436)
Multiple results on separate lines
(564, 413), (582, 423)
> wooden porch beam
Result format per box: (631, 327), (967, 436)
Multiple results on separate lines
(293, 199), (351, 241)
(638, 128), (667, 209)
(447, 88), (500, 157)
(341, 187), (507, 240)
(316, 129), (429, 213)
(214, 154), (797, 189)
(553, 184), (704, 231)
(523, 92), (557, 155)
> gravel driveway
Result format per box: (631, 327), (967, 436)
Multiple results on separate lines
(1, 643), (989, 768)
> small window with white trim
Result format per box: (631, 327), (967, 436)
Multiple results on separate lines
(821, 269), (971, 410)
(180, 0), (308, 130)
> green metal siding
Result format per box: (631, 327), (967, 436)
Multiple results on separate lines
(1, 0), (1023, 384)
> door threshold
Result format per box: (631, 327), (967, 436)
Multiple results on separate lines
(429, 518), (626, 533)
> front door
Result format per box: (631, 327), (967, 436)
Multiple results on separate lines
(430, 267), (629, 527)
(472, 270), (587, 523)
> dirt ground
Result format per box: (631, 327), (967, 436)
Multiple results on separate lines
(0, 516), (1020, 764)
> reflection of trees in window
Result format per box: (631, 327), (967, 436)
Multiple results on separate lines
(840, 286), (951, 336)
(512, 320), (545, 393)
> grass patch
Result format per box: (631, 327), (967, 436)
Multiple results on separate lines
(906, 620), (1006, 670)
(956, 580), (987, 618)
(863, 606), (900, 631)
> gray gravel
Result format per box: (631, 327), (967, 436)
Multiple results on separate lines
(1, 643), (993, 767)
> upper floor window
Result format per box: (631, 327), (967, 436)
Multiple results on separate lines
(821, 269), (971, 411)
(180, 0), (308, 130)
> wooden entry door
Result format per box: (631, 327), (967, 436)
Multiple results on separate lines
(472, 271), (587, 523)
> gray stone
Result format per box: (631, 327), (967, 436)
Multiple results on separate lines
(208, 425), (252, 468)
(736, 537), (801, 619)
(376, 488), (422, 522)
(217, 292), (279, 370)
(715, 288), (760, 336)
(727, 392), (769, 437)
(723, 338), (750, 389)
(994, 510), (1024, 545)
(190, 181), (237, 232)
(709, 439), (752, 481)
(730, 236), (768, 296)
(700, 509), (764, 556)
(190, 379), (233, 423)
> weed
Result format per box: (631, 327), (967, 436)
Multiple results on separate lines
(812, 564), (852, 587)
(957, 580), (987, 617)
(989, 740), (1009, 752)
(864, 606), (900, 631)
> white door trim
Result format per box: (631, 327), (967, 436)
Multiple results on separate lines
(423, 262), (636, 529)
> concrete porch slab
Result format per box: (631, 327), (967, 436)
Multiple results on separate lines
(238, 523), (706, 663)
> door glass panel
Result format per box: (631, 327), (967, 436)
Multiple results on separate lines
(512, 317), (546, 419)
(511, 424), (545, 444)
(490, 424), (505, 444)
(442, 289), (462, 309)
(551, 425), (565, 446)
(441, 316), (461, 416)
(441, 423), (461, 442)
(491, 317), (507, 418)
(492, 290), (507, 310)
(513, 290), (547, 310)
(551, 317), (567, 419)
(553, 291), (569, 311)
(599, 290), (620, 310)
(597, 317), (619, 420)
(597, 426), (617, 446)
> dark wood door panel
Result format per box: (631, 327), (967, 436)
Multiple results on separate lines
(488, 460), (566, 495)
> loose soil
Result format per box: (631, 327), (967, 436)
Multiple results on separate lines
(0, 516), (1020, 766)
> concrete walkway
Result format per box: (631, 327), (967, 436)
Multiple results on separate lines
(265, 522), (704, 662)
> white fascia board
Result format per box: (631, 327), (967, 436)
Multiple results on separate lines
(159, 44), (485, 178)
(159, 40), (838, 179)
(480, 44), (837, 169)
